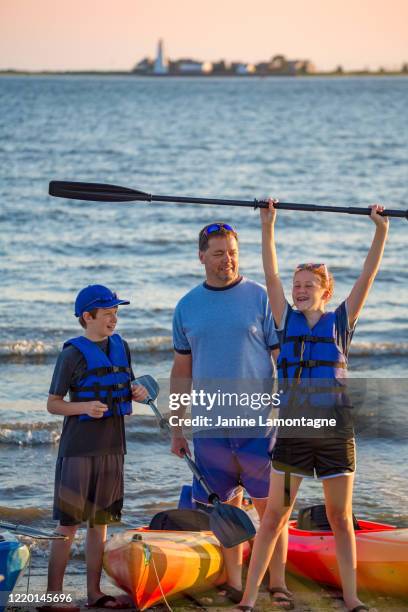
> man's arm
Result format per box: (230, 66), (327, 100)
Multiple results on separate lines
(170, 351), (192, 457)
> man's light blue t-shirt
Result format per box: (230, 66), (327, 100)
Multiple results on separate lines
(173, 276), (278, 380)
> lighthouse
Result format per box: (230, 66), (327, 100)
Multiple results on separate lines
(153, 39), (169, 75)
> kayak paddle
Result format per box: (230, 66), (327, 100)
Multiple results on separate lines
(0, 521), (68, 540)
(133, 375), (256, 548)
(49, 180), (408, 220)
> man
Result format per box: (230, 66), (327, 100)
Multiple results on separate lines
(170, 223), (293, 609)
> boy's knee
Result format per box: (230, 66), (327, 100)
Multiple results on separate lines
(56, 523), (79, 538)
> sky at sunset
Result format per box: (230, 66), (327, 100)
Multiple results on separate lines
(1, 0), (407, 72)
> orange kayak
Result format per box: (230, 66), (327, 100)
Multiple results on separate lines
(104, 528), (231, 610)
(287, 519), (408, 597)
(104, 502), (408, 609)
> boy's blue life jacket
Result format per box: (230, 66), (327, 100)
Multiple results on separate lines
(64, 334), (132, 421)
(277, 309), (348, 411)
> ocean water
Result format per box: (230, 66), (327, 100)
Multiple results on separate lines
(0, 76), (407, 575)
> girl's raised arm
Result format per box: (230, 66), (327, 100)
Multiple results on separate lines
(261, 200), (287, 327)
(346, 204), (389, 327)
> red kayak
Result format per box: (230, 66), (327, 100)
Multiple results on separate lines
(287, 518), (408, 597)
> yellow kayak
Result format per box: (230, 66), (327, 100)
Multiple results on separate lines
(104, 528), (227, 610)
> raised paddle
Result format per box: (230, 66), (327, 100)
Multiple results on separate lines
(133, 375), (256, 548)
(49, 180), (408, 220)
(0, 521), (68, 540)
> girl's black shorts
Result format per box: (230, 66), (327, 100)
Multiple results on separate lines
(272, 436), (355, 479)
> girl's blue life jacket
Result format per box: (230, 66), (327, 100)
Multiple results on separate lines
(64, 334), (132, 421)
(277, 308), (349, 410)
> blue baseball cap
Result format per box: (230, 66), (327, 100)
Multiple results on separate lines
(75, 284), (130, 317)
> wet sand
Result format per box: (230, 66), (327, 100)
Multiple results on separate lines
(7, 570), (408, 612)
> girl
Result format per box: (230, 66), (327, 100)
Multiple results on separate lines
(235, 200), (388, 612)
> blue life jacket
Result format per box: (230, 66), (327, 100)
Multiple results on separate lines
(64, 334), (132, 421)
(277, 309), (348, 410)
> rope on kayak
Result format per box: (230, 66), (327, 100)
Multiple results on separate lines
(148, 544), (173, 612)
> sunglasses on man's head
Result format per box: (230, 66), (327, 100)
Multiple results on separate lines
(202, 223), (235, 236)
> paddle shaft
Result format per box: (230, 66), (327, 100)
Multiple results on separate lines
(49, 181), (408, 219)
(0, 520), (67, 540)
(147, 400), (218, 501)
(146, 195), (405, 218)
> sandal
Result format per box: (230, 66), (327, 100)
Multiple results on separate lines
(198, 583), (243, 606)
(267, 587), (294, 610)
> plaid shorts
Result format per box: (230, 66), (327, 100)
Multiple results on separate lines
(53, 454), (124, 526)
(192, 436), (273, 503)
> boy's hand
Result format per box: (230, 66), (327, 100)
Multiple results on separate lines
(85, 401), (108, 418)
(370, 203), (389, 230)
(260, 198), (278, 226)
(131, 383), (149, 402)
(171, 434), (191, 458)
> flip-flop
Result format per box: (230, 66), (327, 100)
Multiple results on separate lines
(198, 583), (243, 606)
(267, 587), (295, 610)
(348, 606), (370, 612)
(86, 595), (132, 609)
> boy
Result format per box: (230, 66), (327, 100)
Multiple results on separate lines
(45, 284), (147, 610)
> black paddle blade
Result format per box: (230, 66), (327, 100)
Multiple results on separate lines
(209, 502), (256, 548)
(49, 181), (151, 202)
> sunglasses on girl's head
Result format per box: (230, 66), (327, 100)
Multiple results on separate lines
(296, 263), (326, 270)
(295, 263), (329, 278)
(203, 223), (235, 235)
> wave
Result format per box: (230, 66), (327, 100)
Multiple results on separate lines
(0, 421), (61, 446)
(351, 341), (408, 356)
(1, 337), (408, 361)
(0, 418), (166, 447)
(0, 506), (49, 522)
(0, 336), (173, 359)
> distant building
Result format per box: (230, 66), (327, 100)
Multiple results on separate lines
(133, 56), (153, 74)
(234, 63), (256, 75)
(254, 61), (271, 76)
(132, 40), (316, 77)
(287, 59), (316, 75)
(212, 60), (232, 75)
(174, 59), (213, 74)
(270, 54), (288, 72)
(153, 39), (169, 75)
(255, 55), (315, 76)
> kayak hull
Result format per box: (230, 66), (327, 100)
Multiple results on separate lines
(287, 519), (408, 597)
(104, 529), (228, 610)
(104, 514), (408, 609)
(0, 539), (30, 612)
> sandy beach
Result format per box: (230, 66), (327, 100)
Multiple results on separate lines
(7, 566), (408, 612)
